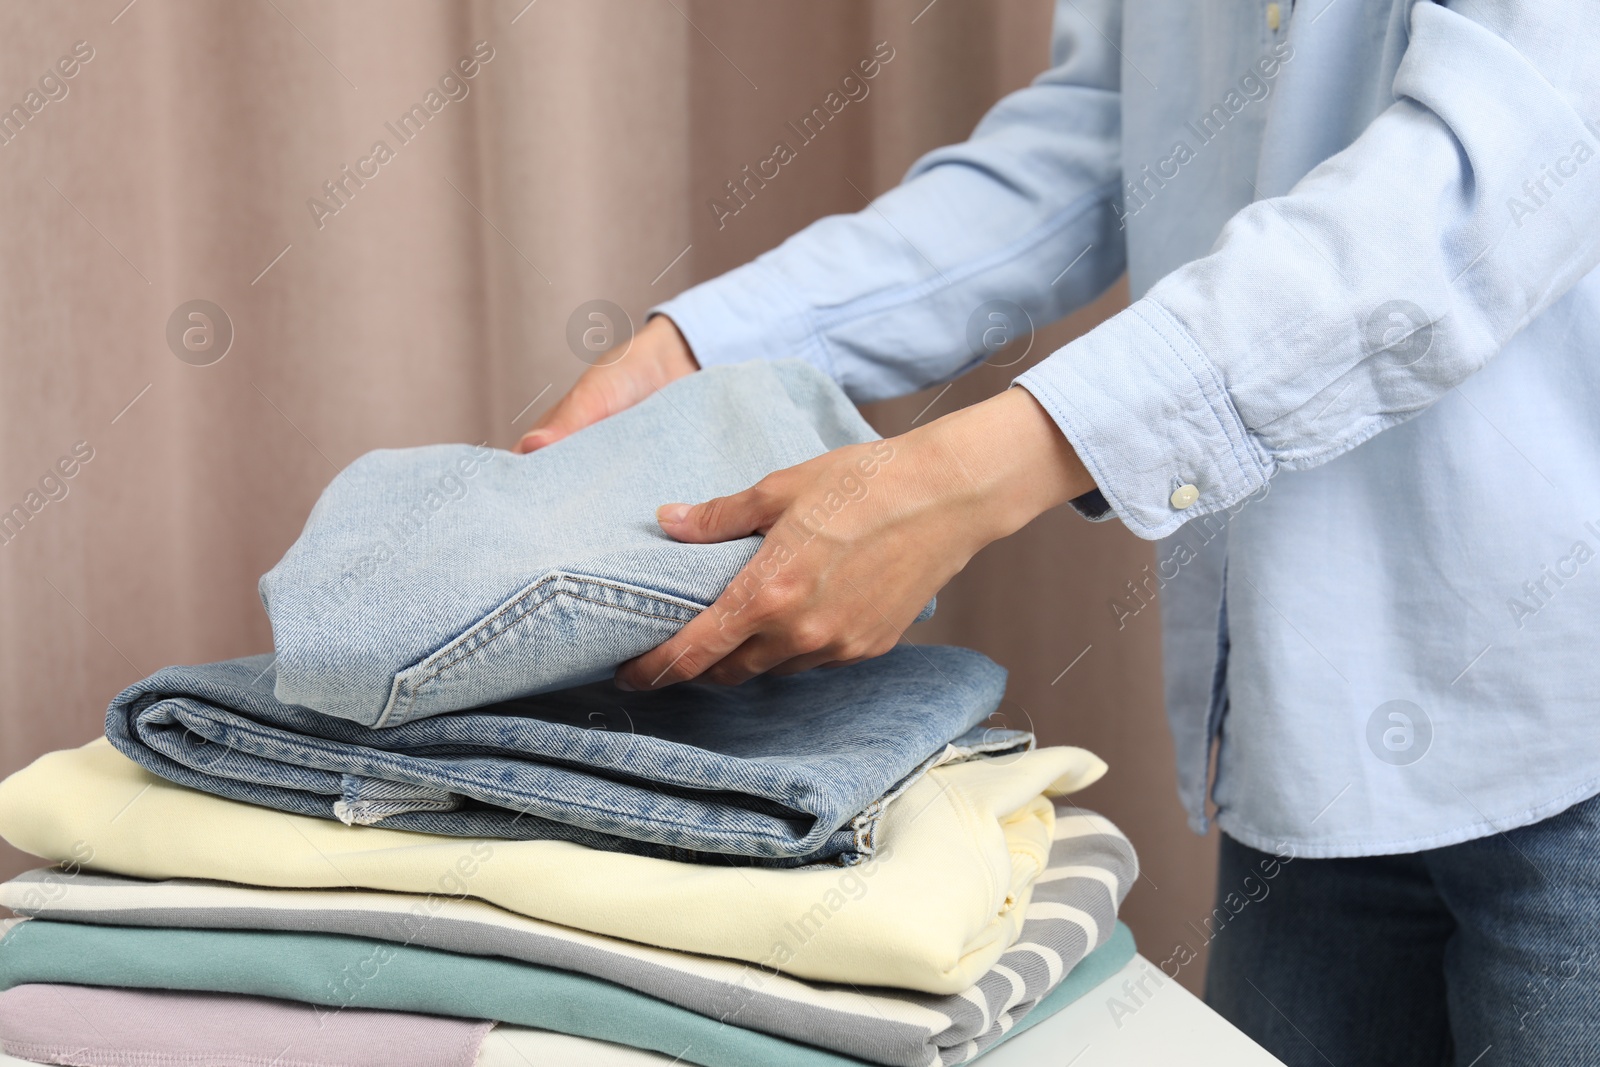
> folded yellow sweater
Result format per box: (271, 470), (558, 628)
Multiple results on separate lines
(0, 739), (1105, 993)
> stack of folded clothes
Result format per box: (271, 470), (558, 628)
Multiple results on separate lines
(0, 362), (1139, 1067)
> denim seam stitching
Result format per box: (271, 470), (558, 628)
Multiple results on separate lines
(170, 714), (816, 846)
(396, 590), (690, 716)
(382, 573), (708, 726)
(443, 789), (815, 847)
(224, 694), (822, 820)
(420, 589), (698, 682)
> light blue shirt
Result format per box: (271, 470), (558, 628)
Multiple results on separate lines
(656, 0), (1600, 858)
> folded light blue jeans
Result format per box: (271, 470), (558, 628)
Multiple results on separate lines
(260, 360), (932, 729)
(103, 647), (1024, 865)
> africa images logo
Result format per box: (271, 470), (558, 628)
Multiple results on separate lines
(306, 42), (496, 231)
(1366, 700), (1431, 767)
(1117, 41), (1294, 229)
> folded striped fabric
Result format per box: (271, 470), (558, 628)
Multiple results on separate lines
(1, 809), (1135, 1067)
(0, 919), (1137, 1067)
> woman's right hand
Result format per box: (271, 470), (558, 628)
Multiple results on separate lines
(515, 314), (698, 453)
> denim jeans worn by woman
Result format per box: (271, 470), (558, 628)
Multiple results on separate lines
(1206, 795), (1600, 1066)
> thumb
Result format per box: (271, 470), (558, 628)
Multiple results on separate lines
(514, 427), (559, 454)
(657, 481), (783, 544)
(515, 402), (589, 453)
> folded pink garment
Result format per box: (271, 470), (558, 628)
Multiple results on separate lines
(0, 983), (490, 1067)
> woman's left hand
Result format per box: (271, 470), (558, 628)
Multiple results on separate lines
(614, 386), (1096, 689)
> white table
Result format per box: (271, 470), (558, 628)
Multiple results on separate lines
(980, 953), (1284, 1065)
(0, 953), (1282, 1066)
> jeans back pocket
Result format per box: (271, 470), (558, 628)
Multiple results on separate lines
(379, 572), (706, 727)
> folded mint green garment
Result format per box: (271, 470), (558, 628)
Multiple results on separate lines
(0, 919), (1134, 1067)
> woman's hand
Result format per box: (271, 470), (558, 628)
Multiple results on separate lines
(615, 387), (1096, 689)
(516, 315), (698, 453)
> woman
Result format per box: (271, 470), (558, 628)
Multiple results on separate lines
(520, 2), (1600, 1063)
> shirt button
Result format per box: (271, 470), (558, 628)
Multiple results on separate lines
(1170, 484), (1199, 510)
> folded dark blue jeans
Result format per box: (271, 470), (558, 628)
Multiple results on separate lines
(103, 646), (1025, 866)
(260, 360), (932, 729)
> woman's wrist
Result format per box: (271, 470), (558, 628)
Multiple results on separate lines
(916, 386), (1096, 543)
(639, 314), (699, 384)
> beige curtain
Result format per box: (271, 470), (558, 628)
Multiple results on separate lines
(0, 0), (1217, 992)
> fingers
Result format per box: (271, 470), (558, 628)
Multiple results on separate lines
(514, 430), (552, 454)
(615, 536), (799, 688)
(514, 414), (573, 454)
(517, 320), (699, 454)
(616, 568), (898, 690)
(623, 619), (891, 689)
(515, 396), (592, 453)
(616, 438), (930, 689)
(618, 621), (815, 690)
(698, 636), (795, 687)
(615, 599), (751, 690)
(767, 651), (859, 676)
(657, 479), (785, 545)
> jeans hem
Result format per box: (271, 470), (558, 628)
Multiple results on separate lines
(847, 729), (1035, 859)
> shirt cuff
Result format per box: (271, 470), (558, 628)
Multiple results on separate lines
(649, 260), (837, 383)
(1015, 299), (1274, 540)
